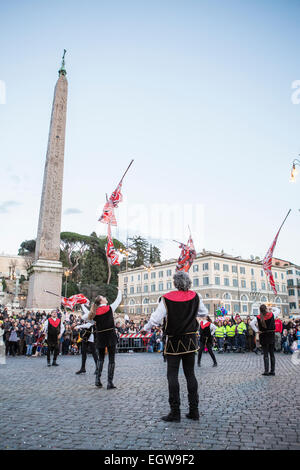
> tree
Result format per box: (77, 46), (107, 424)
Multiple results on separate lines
(149, 244), (161, 264)
(128, 236), (150, 268)
(60, 232), (91, 280)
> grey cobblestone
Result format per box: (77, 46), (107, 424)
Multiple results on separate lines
(0, 352), (299, 450)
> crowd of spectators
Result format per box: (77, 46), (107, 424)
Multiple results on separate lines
(1, 305), (299, 357)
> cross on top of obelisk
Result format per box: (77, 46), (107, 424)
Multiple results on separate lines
(58, 49), (67, 76)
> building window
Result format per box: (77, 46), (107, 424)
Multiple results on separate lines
(223, 264), (229, 272)
(143, 298), (149, 304)
(193, 278), (199, 287)
(240, 267), (245, 274)
(151, 284), (156, 292)
(151, 272), (156, 279)
(233, 279), (238, 287)
(224, 293), (231, 300)
(193, 265), (199, 272)
(224, 278), (230, 286)
(203, 276), (209, 285)
(215, 276), (220, 285)
(137, 274), (141, 281)
(124, 277), (128, 283)
(203, 263), (209, 271)
(166, 269), (172, 276)
(167, 282), (172, 289)
(241, 280), (246, 288)
(261, 281), (266, 290)
(261, 270), (264, 277)
(144, 285), (148, 293)
(282, 285), (286, 292)
(275, 272), (278, 279)
(214, 263), (220, 270)
(281, 273), (284, 280)
(234, 304), (240, 313)
(158, 271), (163, 278)
(159, 282), (164, 291)
(232, 266), (237, 273)
(130, 287), (134, 294)
(251, 281), (257, 291)
(137, 286), (141, 293)
(251, 268), (254, 276)
(144, 273), (148, 280)
(287, 280), (294, 287)
(288, 289), (295, 296)
(289, 302), (296, 309)
(242, 304), (248, 312)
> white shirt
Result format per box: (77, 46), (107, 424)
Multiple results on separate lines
(250, 307), (280, 333)
(76, 305), (95, 342)
(143, 292), (208, 332)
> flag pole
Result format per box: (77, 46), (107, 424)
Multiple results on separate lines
(120, 159), (134, 182)
(276, 209), (291, 234)
(107, 222), (112, 285)
(44, 290), (61, 298)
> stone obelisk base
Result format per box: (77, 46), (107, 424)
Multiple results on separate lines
(26, 260), (63, 310)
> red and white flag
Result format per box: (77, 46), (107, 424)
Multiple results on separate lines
(106, 223), (120, 266)
(263, 210), (291, 295)
(99, 200), (117, 226)
(98, 160), (133, 225)
(175, 235), (196, 272)
(61, 294), (90, 309)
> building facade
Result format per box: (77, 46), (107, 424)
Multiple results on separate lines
(118, 251), (289, 318)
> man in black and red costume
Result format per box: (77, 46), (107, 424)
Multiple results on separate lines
(88, 289), (122, 389)
(43, 310), (65, 367)
(250, 304), (280, 376)
(142, 272), (208, 422)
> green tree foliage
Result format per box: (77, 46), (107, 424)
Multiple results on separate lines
(18, 239), (36, 255)
(149, 244), (161, 264)
(127, 237), (161, 268)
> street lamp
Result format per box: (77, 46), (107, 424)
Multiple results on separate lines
(64, 269), (71, 297)
(290, 157), (300, 183)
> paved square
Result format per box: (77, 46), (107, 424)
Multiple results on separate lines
(0, 352), (299, 450)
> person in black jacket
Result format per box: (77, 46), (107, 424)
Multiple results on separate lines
(142, 272), (208, 422)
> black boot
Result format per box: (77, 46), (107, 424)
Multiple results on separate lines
(262, 354), (269, 376)
(52, 358), (59, 366)
(213, 361), (217, 367)
(107, 363), (117, 389)
(47, 361), (51, 367)
(95, 360), (104, 387)
(161, 407), (181, 422)
(76, 368), (86, 374)
(186, 408), (199, 420)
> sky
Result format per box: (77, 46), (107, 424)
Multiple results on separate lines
(0, 0), (300, 264)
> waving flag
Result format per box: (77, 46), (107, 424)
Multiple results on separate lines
(99, 200), (117, 225)
(263, 210), (291, 295)
(175, 235), (196, 272)
(106, 223), (120, 265)
(62, 294), (90, 309)
(98, 160), (133, 225)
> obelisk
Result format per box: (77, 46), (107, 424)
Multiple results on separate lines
(26, 51), (68, 310)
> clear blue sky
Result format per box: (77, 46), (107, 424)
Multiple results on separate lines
(1, 0), (300, 263)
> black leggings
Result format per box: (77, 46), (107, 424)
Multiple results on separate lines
(81, 341), (98, 368)
(97, 345), (116, 364)
(167, 353), (199, 410)
(47, 342), (59, 362)
(198, 340), (217, 364)
(262, 343), (275, 373)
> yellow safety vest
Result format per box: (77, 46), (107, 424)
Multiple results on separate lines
(215, 326), (225, 338)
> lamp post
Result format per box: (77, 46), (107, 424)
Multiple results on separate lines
(64, 269), (71, 298)
(290, 157), (300, 183)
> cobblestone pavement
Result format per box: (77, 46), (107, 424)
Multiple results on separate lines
(0, 351), (299, 450)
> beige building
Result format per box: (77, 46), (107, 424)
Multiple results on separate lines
(0, 254), (28, 279)
(118, 250), (289, 318)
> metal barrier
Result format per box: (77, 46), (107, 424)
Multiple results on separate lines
(117, 333), (152, 353)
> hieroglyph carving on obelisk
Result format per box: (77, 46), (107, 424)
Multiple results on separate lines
(26, 51), (68, 310)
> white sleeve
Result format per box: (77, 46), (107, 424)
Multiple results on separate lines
(110, 289), (122, 313)
(197, 295), (208, 317)
(43, 320), (48, 334)
(210, 324), (217, 335)
(144, 300), (167, 332)
(271, 307), (280, 318)
(77, 322), (93, 330)
(81, 305), (90, 321)
(60, 321), (65, 336)
(250, 318), (258, 333)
